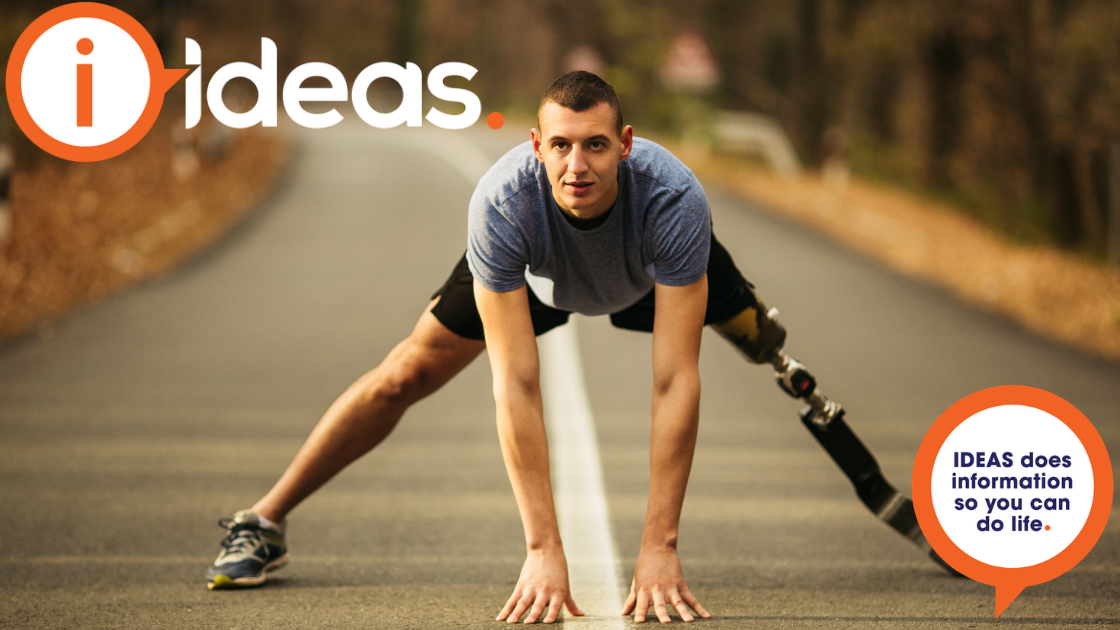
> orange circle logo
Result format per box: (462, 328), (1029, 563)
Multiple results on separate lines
(912, 386), (1112, 617)
(5, 3), (188, 162)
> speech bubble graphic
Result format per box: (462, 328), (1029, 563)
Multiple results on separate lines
(913, 386), (1112, 618)
(6, 3), (189, 162)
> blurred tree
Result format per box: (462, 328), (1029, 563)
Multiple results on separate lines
(5, 0), (1119, 255)
(147, 0), (194, 63)
(1004, 1), (1059, 236)
(394, 0), (421, 65)
(792, 0), (827, 166)
(922, 26), (965, 189)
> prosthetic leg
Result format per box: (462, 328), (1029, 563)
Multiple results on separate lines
(713, 302), (961, 576)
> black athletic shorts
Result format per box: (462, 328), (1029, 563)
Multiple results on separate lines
(430, 233), (760, 340)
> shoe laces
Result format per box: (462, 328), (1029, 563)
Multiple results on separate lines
(217, 517), (262, 556)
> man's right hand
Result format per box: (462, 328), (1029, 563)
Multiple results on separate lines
(497, 546), (584, 624)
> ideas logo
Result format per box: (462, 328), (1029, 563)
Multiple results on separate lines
(6, 3), (188, 162)
(7, 3), (494, 163)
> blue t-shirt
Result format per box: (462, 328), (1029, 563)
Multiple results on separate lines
(466, 137), (711, 316)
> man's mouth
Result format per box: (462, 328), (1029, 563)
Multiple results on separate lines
(565, 181), (593, 195)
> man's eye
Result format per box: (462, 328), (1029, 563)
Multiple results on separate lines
(590, 141), (604, 150)
(553, 142), (568, 150)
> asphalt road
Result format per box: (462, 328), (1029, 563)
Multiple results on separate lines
(1, 120), (1117, 629)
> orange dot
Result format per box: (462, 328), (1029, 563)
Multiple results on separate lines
(1045, 525), (1051, 531)
(487, 112), (504, 130)
(77, 38), (94, 55)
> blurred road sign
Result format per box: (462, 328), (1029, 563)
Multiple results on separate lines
(565, 45), (605, 75)
(660, 29), (718, 93)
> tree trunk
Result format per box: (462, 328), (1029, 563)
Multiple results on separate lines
(793, 0), (826, 167)
(1049, 146), (1081, 246)
(867, 59), (900, 144)
(1003, 1), (1065, 240)
(922, 28), (964, 188)
(395, 0), (421, 65)
(1109, 145), (1120, 266)
(1072, 140), (1104, 252)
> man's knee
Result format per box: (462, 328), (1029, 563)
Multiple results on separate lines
(367, 325), (479, 407)
(369, 345), (437, 407)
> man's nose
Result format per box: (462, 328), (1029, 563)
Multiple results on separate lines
(568, 145), (589, 175)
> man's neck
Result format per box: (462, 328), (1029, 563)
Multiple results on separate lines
(560, 204), (614, 230)
(552, 176), (619, 230)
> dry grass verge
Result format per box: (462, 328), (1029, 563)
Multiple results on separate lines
(680, 148), (1120, 363)
(0, 121), (288, 342)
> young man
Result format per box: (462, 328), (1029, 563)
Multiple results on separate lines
(206, 71), (787, 623)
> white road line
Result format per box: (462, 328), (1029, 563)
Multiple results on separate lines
(377, 127), (494, 184)
(398, 132), (624, 626)
(540, 319), (625, 627)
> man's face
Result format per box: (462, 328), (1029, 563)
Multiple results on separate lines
(532, 101), (633, 220)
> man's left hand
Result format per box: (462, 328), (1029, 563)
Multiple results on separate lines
(621, 545), (710, 623)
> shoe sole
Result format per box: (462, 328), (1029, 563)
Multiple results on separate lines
(207, 553), (290, 590)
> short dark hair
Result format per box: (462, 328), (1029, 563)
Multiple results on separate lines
(538, 71), (624, 136)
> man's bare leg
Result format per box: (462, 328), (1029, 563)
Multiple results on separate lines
(251, 301), (485, 523)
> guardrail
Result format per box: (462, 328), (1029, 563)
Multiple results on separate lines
(712, 110), (801, 179)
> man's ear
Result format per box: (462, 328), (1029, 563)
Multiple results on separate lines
(619, 125), (634, 161)
(531, 128), (545, 162)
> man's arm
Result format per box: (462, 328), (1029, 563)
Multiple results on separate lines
(474, 281), (583, 625)
(622, 275), (713, 623)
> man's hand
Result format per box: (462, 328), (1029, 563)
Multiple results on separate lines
(621, 545), (709, 623)
(498, 546), (584, 624)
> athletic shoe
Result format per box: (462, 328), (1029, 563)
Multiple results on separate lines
(205, 509), (289, 590)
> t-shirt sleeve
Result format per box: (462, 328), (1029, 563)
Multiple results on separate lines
(466, 190), (530, 293)
(649, 175), (711, 286)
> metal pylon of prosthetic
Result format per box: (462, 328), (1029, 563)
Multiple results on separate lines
(713, 302), (961, 576)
